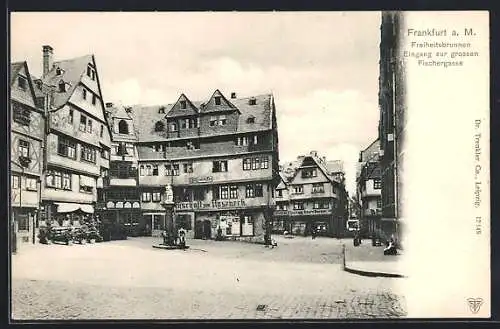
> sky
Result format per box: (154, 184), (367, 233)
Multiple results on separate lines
(11, 12), (381, 196)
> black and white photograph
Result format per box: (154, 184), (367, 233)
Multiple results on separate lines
(8, 11), (490, 321)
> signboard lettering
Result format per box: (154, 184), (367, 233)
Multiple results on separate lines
(289, 209), (332, 216)
(189, 176), (214, 184)
(175, 199), (246, 211)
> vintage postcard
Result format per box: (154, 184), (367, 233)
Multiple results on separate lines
(8, 11), (490, 320)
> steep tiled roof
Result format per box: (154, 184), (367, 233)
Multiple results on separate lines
(165, 94), (199, 118)
(128, 93), (273, 143)
(360, 138), (380, 163)
(41, 54), (92, 110)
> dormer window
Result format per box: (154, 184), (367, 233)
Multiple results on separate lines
(180, 100), (187, 109)
(155, 121), (164, 132)
(118, 119), (129, 134)
(58, 81), (66, 92)
(249, 97), (256, 105)
(170, 122), (178, 132)
(56, 67), (63, 75)
(246, 116), (255, 124)
(215, 96), (221, 105)
(18, 76), (27, 91)
(86, 64), (96, 81)
(158, 106), (165, 114)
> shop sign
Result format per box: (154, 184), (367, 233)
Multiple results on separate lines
(106, 201), (115, 208)
(124, 202), (132, 208)
(189, 176), (213, 184)
(289, 209), (332, 216)
(132, 202), (140, 208)
(273, 210), (289, 216)
(175, 199), (246, 211)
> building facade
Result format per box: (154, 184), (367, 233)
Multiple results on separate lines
(105, 91), (281, 243)
(34, 46), (112, 227)
(378, 12), (406, 242)
(96, 103), (141, 238)
(356, 139), (382, 238)
(273, 152), (349, 237)
(10, 61), (46, 247)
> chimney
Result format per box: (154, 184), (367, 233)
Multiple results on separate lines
(322, 156), (326, 163)
(310, 150), (318, 157)
(297, 155), (305, 161)
(105, 102), (114, 108)
(42, 45), (54, 78)
(231, 92), (237, 99)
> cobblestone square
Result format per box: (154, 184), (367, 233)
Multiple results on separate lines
(11, 236), (407, 320)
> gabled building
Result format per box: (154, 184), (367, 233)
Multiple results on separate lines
(96, 103), (141, 238)
(10, 61), (46, 247)
(110, 91), (280, 243)
(34, 45), (112, 227)
(276, 151), (348, 237)
(272, 172), (291, 233)
(356, 139), (382, 238)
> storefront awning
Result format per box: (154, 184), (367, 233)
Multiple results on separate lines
(55, 203), (94, 214)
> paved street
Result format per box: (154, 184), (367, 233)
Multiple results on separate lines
(11, 236), (407, 320)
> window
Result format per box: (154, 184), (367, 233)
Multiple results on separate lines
(118, 120), (129, 134)
(236, 136), (249, 146)
(215, 96), (221, 105)
(246, 116), (255, 124)
(100, 125), (104, 137)
(180, 100), (187, 109)
(186, 141), (200, 150)
(243, 158), (252, 170)
(12, 103), (31, 125)
(183, 163), (193, 173)
(249, 98), (256, 105)
(220, 186), (229, 199)
(145, 165), (152, 176)
(92, 94), (97, 105)
(80, 185), (93, 194)
(212, 160), (228, 173)
(80, 114), (87, 131)
(255, 184), (263, 197)
(152, 165), (158, 176)
(86, 119), (92, 133)
(210, 116), (217, 126)
(374, 179), (382, 189)
(172, 164), (179, 176)
(189, 118), (197, 128)
(276, 189), (283, 198)
(194, 188), (205, 201)
(164, 164), (171, 176)
(170, 122), (178, 131)
(218, 115), (227, 126)
(293, 185), (303, 194)
(252, 157), (260, 170)
(302, 169), (317, 178)
(152, 192), (161, 202)
(62, 173), (71, 190)
(229, 185), (238, 199)
(261, 157), (269, 169)
(155, 121), (164, 132)
(377, 199), (382, 208)
(293, 202), (304, 210)
(81, 145), (96, 163)
(18, 140), (30, 157)
(87, 65), (96, 80)
(100, 167), (108, 178)
(18, 76), (27, 90)
(212, 186), (220, 200)
(142, 192), (152, 202)
(82, 89), (87, 100)
(26, 177), (37, 191)
(252, 135), (258, 145)
(245, 185), (255, 198)
(312, 183), (324, 193)
(12, 175), (19, 189)
(313, 201), (329, 209)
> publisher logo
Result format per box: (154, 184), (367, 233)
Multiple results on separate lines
(466, 298), (483, 314)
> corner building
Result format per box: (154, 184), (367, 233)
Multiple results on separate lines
(129, 91), (279, 243)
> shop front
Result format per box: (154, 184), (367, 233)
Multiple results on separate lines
(41, 201), (95, 227)
(272, 209), (289, 234)
(12, 207), (37, 245)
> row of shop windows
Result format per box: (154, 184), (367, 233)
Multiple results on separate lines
(11, 175), (37, 190)
(45, 170), (94, 193)
(138, 156), (269, 176)
(57, 135), (97, 164)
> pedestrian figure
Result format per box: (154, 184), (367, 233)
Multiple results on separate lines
(178, 228), (187, 249)
(311, 226), (317, 240)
